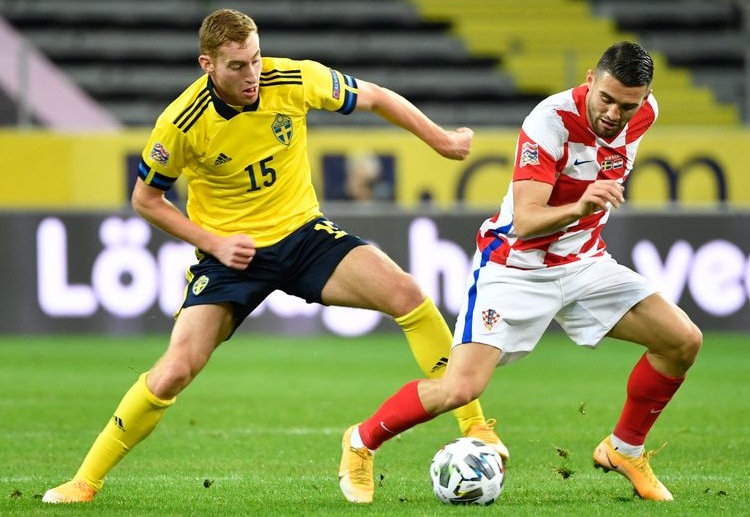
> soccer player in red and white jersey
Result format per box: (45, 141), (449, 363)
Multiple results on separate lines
(339, 41), (701, 502)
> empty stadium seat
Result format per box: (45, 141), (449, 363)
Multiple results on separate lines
(412, 0), (744, 125)
(0, 0), (542, 128)
(0, 0), (744, 128)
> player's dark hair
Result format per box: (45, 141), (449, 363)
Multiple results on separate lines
(199, 9), (258, 57)
(595, 41), (653, 87)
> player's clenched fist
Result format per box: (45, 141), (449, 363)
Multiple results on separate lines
(438, 127), (474, 161)
(214, 234), (256, 270)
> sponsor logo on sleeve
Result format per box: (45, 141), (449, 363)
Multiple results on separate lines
(149, 142), (170, 166)
(520, 142), (540, 167)
(330, 68), (341, 100)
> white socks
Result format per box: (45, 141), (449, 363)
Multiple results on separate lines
(349, 426), (376, 453)
(610, 434), (644, 458)
(350, 426), (365, 449)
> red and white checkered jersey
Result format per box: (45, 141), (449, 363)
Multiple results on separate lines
(477, 83), (657, 269)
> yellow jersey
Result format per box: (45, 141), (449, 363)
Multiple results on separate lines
(138, 57), (358, 247)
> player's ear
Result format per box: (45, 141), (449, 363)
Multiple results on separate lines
(585, 69), (595, 86)
(198, 55), (214, 74)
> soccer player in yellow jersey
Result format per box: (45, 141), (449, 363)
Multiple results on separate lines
(42, 8), (507, 505)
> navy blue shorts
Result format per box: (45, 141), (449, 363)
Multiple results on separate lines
(182, 217), (367, 332)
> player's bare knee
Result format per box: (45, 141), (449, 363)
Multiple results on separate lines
(662, 323), (702, 371)
(680, 323), (702, 367)
(151, 357), (200, 398)
(389, 274), (427, 316)
(442, 381), (482, 411)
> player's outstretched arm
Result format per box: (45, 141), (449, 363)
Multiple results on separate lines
(354, 79), (472, 160)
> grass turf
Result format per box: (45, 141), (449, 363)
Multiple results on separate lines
(0, 332), (747, 516)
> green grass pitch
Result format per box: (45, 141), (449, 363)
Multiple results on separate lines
(1, 332), (748, 516)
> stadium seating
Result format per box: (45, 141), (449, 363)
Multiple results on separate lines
(411, 0), (743, 125)
(591, 0), (746, 120)
(0, 0), (542, 128)
(0, 0), (745, 128)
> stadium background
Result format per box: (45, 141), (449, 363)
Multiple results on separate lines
(0, 0), (748, 335)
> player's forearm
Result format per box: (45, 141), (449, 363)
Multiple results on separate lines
(362, 83), (452, 155)
(513, 202), (583, 239)
(133, 195), (219, 253)
(379, 93), (444, 145)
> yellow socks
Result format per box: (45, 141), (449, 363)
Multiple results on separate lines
(74, 372), (175, 490)
(394, 297), (486, 435)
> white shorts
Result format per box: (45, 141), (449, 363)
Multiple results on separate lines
(452, 255), (656, 366)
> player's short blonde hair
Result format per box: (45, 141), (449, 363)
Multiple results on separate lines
(199, 9), (258, 57)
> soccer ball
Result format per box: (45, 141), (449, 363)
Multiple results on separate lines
(429, 437), (505, 505)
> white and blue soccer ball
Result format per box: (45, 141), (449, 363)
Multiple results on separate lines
(429, 437), (505, 505)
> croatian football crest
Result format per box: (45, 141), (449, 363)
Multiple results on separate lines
(481, 308), (502, 330)
(272, 113), (293, 145)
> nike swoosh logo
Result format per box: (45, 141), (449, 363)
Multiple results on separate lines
(379, 421), (395, 434)
(650, 408), (663, 414)
(604, 451), (620, 470)
(573, 159), (595, 166)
